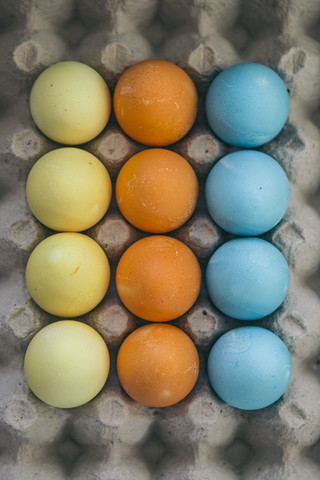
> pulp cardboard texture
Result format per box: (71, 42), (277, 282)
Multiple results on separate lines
(1, 1), (320, 479)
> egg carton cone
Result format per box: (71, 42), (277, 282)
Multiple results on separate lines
(1, 0), (320, 479)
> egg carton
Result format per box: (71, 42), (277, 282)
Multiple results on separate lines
(1, 0), (320, 479)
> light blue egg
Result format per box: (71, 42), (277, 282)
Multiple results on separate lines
(205, 63), (289, 147)
(206, 238), (290, 320)
(205, 150), (290, 235)
(207, 326), (292, 410)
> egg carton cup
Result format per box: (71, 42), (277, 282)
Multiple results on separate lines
(1, 0), (320, 479)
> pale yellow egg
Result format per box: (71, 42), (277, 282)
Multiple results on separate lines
(26, 233), (110, 317)
(30, 61), (111, 144)
(24, 320), (110, 408)
(26, 148), (112, 232)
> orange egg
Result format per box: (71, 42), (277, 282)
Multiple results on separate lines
(116, 236), (201, 321)
(116, 149), (198, 233)
(117, 323), (199, 407)
(113, 59), (198, 146)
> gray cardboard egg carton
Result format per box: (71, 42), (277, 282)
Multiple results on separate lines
(1, 0), (320, 479)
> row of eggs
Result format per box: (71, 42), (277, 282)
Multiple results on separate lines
(24, 59), (292, 411)
(30, 60), (289, 149)
(25, 320), (291, 411)
(27, 146), (290, 237)
(26, 233), (290, 323)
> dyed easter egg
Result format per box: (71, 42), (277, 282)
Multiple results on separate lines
(205, 63), (289, 147)
(26, 233), (110, 317)
(205, 150), (290, 235)
(206, 238), (290, 320)
(117, 323), (199, 407)
(24, 321), (110, 408)
(116, 148), (198, 233)
(26, 148), (112, 232)
(207, 326), (292, 410)
(30, 61), (111, 144)
(116, 236), (201, 322)
(113, 59), (198, 146)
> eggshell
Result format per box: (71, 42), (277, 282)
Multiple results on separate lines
(26, 147), (112, 232)
(116, 236), (201, 322)
(206, 238), (290, 320)
(116, 148), (198, 233)
(205, 62), (289, 147)
(24, 320), (110, 408)
(117, 323), (199, 407)
(205, 150), (290, 235)
(30, 61), (111, 144)
(113, 59), (198, 146)
(207, 326), (292, 410)
(26, 233), (110, 317)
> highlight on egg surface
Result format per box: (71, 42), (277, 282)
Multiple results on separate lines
(207, 326), (292, 410)
(116, 235), (201, 322)
(205, 150), (290, 236)
(24, 321), (110, 408)
(116, 148), (199, 233)
(26, 147), (112, 232)
(113, 59), (198, 146)
(30, 61), (111, 144)
(26, 233), (110, 317)
(117, 323), (199, 407)
(206, 238), (290, 320)
(205, 62), (289, 147)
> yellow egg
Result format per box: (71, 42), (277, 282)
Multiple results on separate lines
(26, 233), (110, 317)
(24, 320), (110, 408)
(30, 61), (111, 144)
(26, 148), (112, 232)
